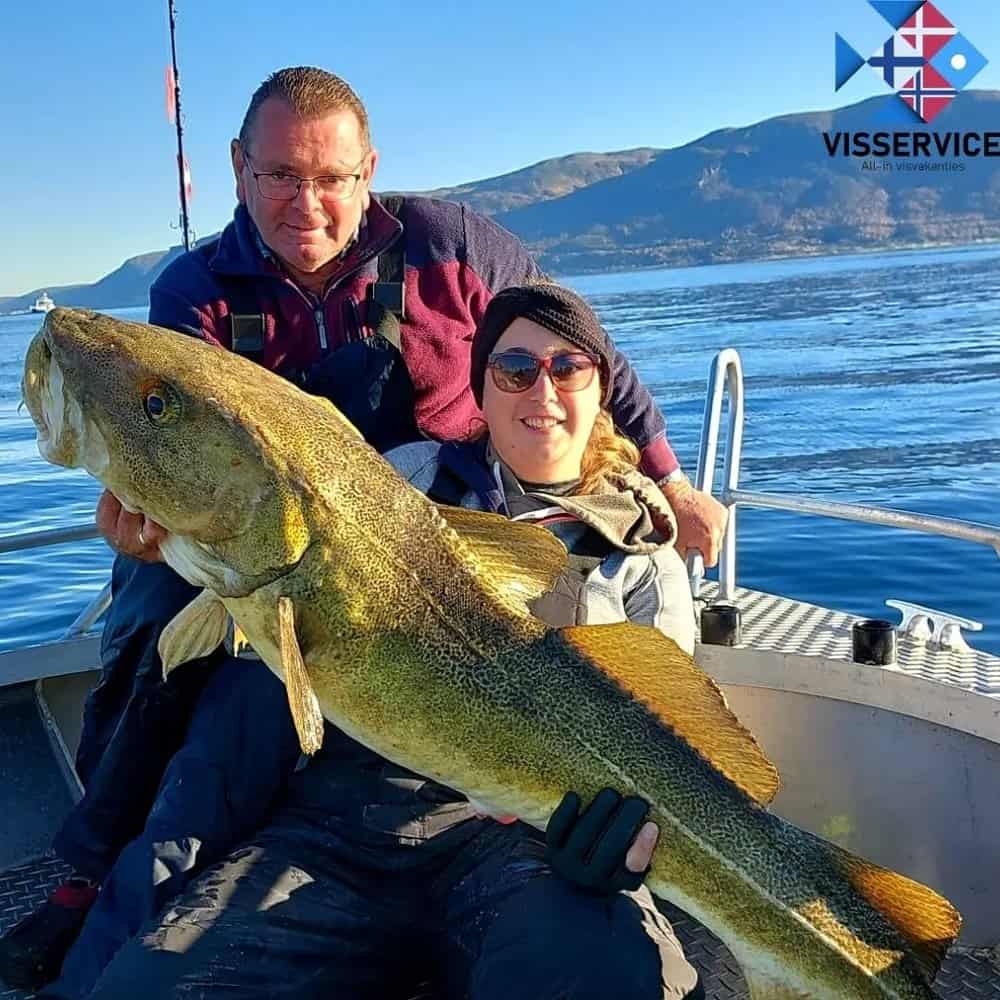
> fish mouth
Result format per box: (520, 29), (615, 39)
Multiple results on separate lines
(22, 333), (57, 454)
(22, 328), (108, 476)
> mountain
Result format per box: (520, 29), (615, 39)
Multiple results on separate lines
(4, 91), (999, 311)
(0, 247), (190, 314)
(0, 148), (660, 313)
(493, 90), (1000, 273)
(414, 148), (661, 215)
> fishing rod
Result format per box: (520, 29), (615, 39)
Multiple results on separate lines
(167, 0), (192, 252)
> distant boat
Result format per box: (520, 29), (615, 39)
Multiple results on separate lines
(30, 291), (55, 313)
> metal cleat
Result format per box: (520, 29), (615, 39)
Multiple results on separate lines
(904, 613), (933, 644)
(885, 599), (983, 652)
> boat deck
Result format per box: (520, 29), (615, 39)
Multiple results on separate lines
(1, 586), (996, 997)
(0, 855), (996, 999)
(700, 583), (1000, 697)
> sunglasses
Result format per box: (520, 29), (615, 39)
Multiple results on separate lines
(486, 350), (600, 394)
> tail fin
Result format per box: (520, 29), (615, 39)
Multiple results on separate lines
(810, 831), (961, 986)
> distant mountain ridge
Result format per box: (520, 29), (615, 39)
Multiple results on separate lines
(415, 148), (661, 215)
(4, 91), (999, 312)
(493, 90), (1000, 273)
(0, 149), (660, 313)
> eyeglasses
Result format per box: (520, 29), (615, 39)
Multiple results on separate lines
(486, 350), (600, 394)
(242, 151), (368, 202)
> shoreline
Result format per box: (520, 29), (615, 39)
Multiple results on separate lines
(550, 237), (1000, 280)
(8, 238), (1000, 315)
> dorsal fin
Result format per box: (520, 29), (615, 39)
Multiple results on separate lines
(561, 622), (780, 805)
(433, 504), (567, 617)
(815, 833), (961, 985)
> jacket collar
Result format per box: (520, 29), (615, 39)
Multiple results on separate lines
(483, 441), (672, 552)
(437, 438), (674, 550)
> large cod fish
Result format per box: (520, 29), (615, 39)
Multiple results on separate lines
(23, 309), (960, 999)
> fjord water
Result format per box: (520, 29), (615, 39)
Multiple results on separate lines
(1, 243), (998, 654)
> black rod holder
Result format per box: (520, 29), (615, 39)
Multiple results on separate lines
(701, 603), (742, 646)
(852, 618), (896, 666)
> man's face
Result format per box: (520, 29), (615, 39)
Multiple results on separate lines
(231, 98), (377, 280)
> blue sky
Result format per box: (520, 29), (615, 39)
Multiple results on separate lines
(2, 0), (998, 296)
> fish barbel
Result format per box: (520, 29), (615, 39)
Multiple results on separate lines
(22, 308), (960, 999)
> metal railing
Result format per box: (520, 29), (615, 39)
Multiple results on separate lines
(0, 523), (100, 556)
(0, 524), (110, 641)
(687, 349), (1000, 601)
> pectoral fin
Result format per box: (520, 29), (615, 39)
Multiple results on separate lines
(561, 622), (780, 805)
(277, 596), (325, 756)
(158, 589), (228, 677)
(434, 504), (567, 617)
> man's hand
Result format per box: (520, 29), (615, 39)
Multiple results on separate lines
(661, 473), (728, 568)
(545, 788), (659, 894)
(96, 490), (168, 562)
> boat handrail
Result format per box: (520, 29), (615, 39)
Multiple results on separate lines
(688, 348), (1000, 601)
(0, 524), (100, 555)
(0, 525), (109, 646)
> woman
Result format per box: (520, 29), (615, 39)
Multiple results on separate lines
(379, 281), (703, 996)
(391, 280), (695, 655)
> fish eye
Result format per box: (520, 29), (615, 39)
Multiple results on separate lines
(142, 383), (181, 426)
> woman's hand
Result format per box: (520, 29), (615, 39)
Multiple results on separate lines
(545, 788), (659, 894)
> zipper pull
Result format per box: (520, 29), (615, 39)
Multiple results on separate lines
(314, 307), (328, 351)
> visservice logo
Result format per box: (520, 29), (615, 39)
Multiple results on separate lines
(825, 1), (995, 170)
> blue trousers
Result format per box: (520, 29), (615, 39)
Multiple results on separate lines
(47, 656), (301, 999)
(54, 557), (216, 881)
(84, 801), (700, 1000)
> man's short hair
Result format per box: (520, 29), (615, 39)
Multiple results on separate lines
(238, 67), (371, 152)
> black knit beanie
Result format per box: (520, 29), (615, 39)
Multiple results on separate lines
(470, 283), (615, 407)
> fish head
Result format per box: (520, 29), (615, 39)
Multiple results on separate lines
(22, 307), (326, 594)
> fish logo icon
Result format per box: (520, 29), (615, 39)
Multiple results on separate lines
(836, 1), (988, 123)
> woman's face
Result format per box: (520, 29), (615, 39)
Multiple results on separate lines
(482, 317), (602, 484)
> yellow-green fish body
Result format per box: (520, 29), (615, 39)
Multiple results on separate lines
(22, 309), (960, 999)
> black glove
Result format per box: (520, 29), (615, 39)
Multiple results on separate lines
(545, 787), (653, 895)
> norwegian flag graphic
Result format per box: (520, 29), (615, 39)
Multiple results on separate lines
(900, 2), (957, 59)
(897, 64), (957, 122)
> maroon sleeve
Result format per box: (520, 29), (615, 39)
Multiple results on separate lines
(148, 257), (223, 346)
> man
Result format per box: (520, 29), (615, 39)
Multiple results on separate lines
(1, 67), (721, 997)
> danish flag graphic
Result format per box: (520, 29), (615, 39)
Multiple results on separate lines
(900, 2), (957, 59)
